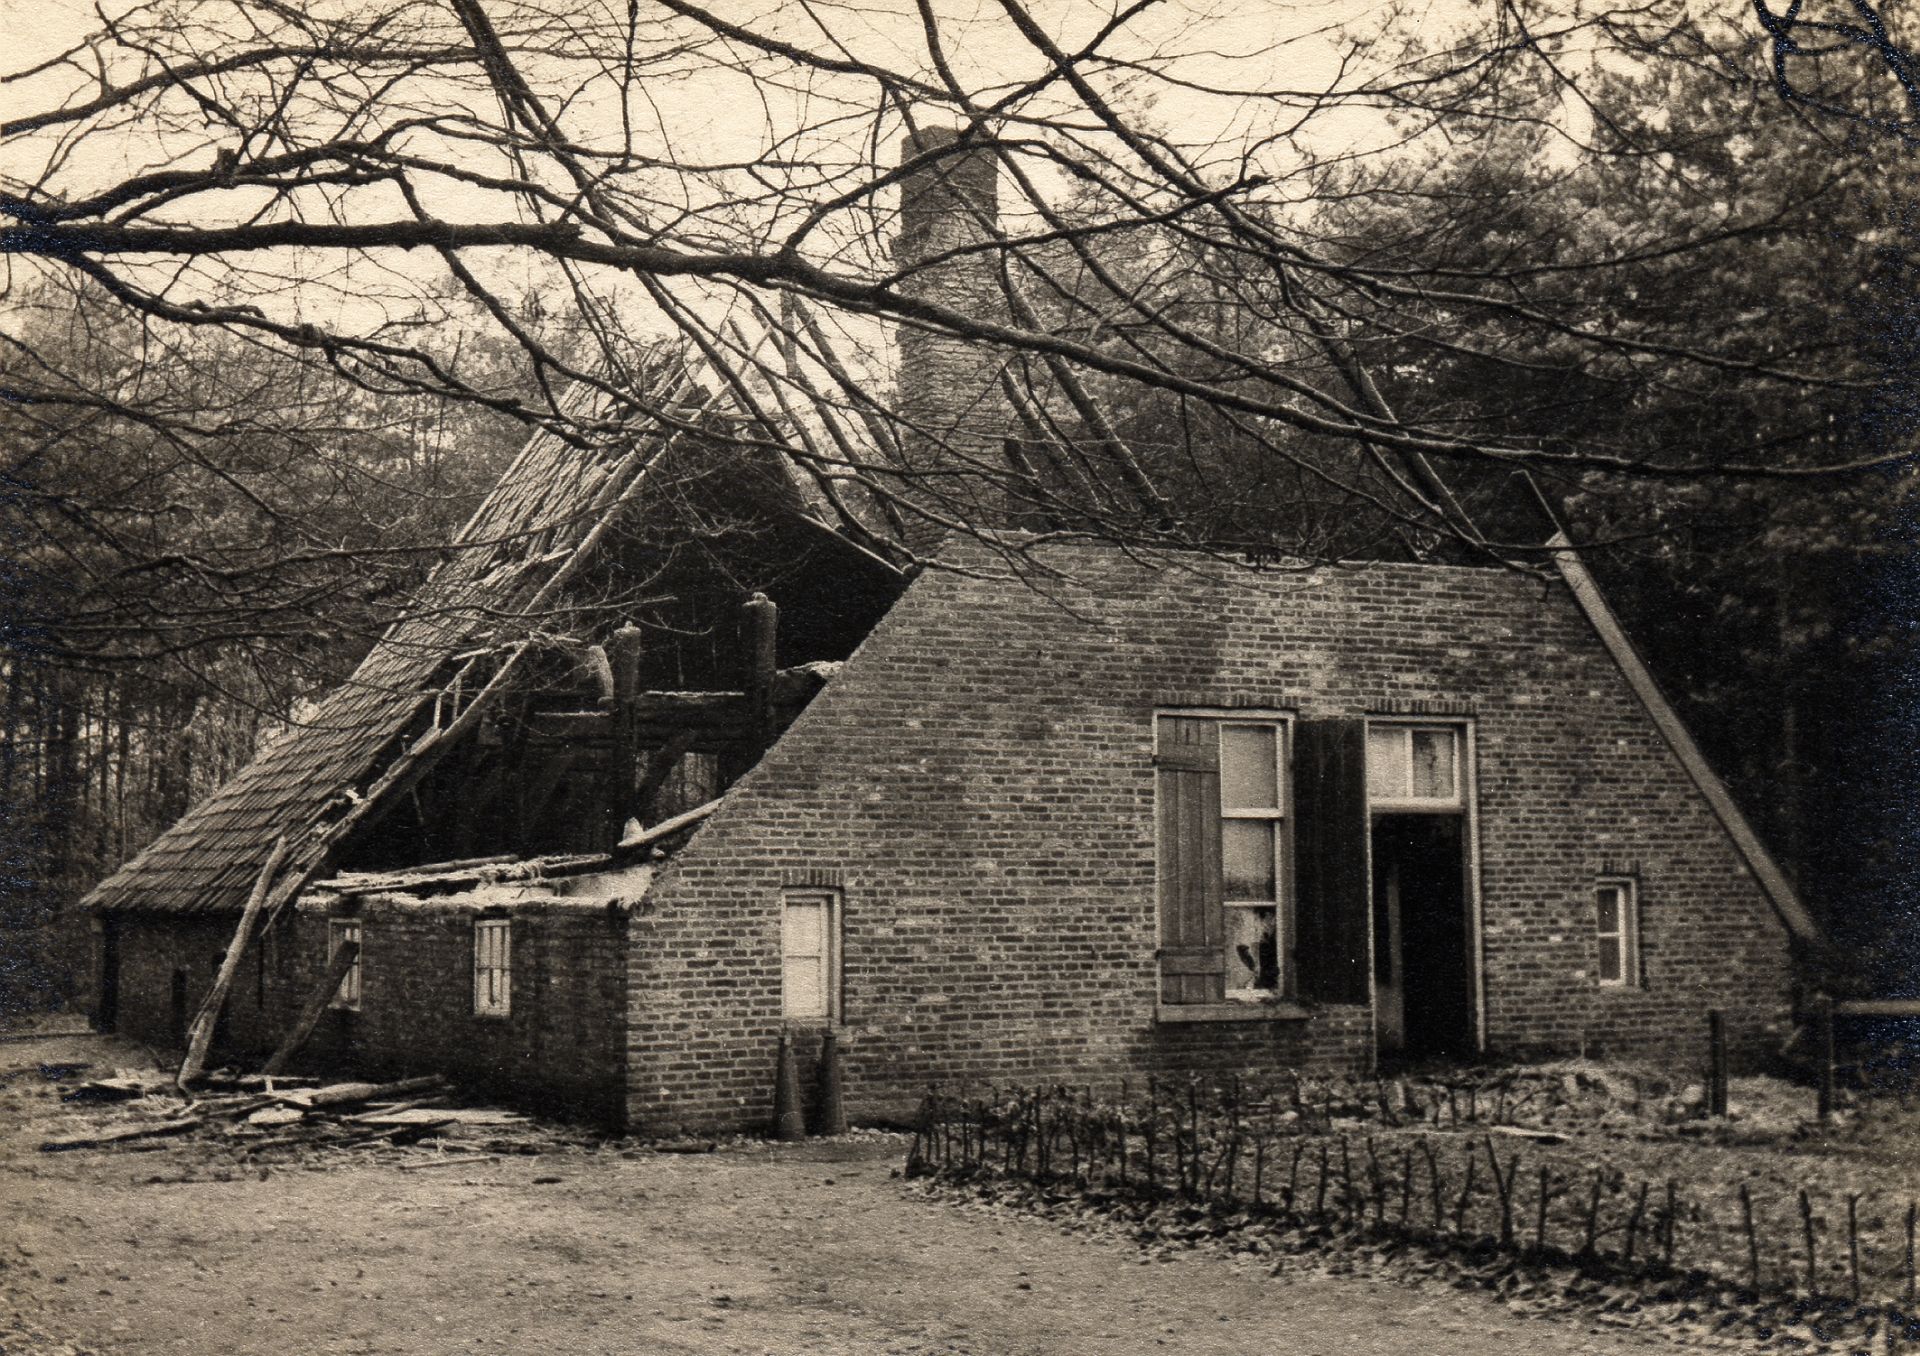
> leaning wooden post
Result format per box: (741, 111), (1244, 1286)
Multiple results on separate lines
(743, 593), (779, 757)
(1740, 1183), (1762, 1290)
(261, 938), (358, 1076)
(179, 836), (287, 1087)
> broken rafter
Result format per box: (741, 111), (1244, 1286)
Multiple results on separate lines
(178, 836), (288, 1089)
(615, 798), (722, 854)
(259, 940), (360, 1077)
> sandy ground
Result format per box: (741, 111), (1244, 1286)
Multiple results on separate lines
(1, 1028), (1683, 1356)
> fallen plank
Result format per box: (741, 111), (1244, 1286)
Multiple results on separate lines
(429, 1108), (530, 1126)
(397, 1154), (502, 1172)
(246, 1106), (307, 1128)
(350, 1109), (462, 1126)
(40, 1116), (202, 1153)
(61, 1077), (150, 1103)
(300, 1075), (447, 1111)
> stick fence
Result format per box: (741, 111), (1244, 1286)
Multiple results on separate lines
(907, 1078), (1920, 1312)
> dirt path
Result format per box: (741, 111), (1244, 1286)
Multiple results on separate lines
(3, 1032), (1677, 1355)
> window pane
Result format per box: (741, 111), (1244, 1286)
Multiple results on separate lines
(1220, 725), (1279, 810)
(783, 902), (824, 956)
(784, 956), (826, 1018)
(1597, 939), (1622, 982)
(1596, 887), (1620, 933)
(1221, 819), (1276, 900)
(1225, 905), (1279, 992)
(1411, 728), (1456, 800)
(1367, 727), (1408, 800)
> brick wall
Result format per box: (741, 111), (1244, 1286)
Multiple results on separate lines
(102, 893), (629, 1123)
(625, 543), (1796, 1135)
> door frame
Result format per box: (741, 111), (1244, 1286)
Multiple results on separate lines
(1362, 718), (1485, 1060)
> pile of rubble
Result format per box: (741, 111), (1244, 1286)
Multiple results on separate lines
(40, 1068), (541, 1165)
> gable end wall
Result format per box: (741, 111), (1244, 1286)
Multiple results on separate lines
(624, 549), (1793, 1135)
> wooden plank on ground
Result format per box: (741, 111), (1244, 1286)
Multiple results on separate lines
(40, 1116), (201, 1153)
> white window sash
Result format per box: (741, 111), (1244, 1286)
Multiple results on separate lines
(474, 920), (511, 1016)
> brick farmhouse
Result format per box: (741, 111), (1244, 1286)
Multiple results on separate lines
(78, 132), (1818, 1134)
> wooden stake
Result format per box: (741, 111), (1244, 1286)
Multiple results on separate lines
(1422, 1141), (1443, 1231)
(1454, 1154), (1478, 1236)
(1401, 1146), (1414, 1228)
(1663, 1179), (1678, 1270)
(1625, 1182), (1650, 1264)
(1802, 1188), (1819, 1295)
(1740, 1183), (1761, 1290)
(1583, 1171), (1604, 1257)
(1536, 1165), (1551, 1252)
(1484, 1135), (1515, 1248)
(180, 836), (287, 1087)
(1904, 1201), (1915, 1304)
(1850, 1193), (1863, 1301)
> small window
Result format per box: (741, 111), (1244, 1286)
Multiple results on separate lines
(474, 919), (511, 1017)
(782, 890), (840, 1022)
(1595, 879), (1640, 987)
(328, 920), (362, 1011)
(1367, 724), (1461, 808)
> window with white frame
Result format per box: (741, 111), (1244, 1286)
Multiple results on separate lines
(1153, 713), (1290, 1004)
(1366, 724), (1463, 808)
(1219, 722), (1286, 995)
(1595, 879), (1640, 986)
(781, 890), (840, 1022)
(474, 918), (511, 1017)
(327, 919), (362, 1011)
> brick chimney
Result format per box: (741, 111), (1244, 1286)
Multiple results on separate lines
(889, 126), (1014, 546)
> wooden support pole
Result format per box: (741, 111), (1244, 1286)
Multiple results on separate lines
(179, 836), (287, 1087)
(261, 940), (360, 1076)
(744, 593), (779, 757)
(606, 622), (644, 842)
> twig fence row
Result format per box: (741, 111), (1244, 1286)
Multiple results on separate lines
(908, 1080), (1920, 1310)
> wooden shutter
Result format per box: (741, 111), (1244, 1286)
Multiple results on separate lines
(1155, 717), (1225, 1004)
(1293, 719), (1371, 1004)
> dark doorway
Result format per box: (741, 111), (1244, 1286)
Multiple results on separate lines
(96, 919), (120, 1033)
(1371, 814), (1474, 1062)
(169, 969), (189, 1049)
